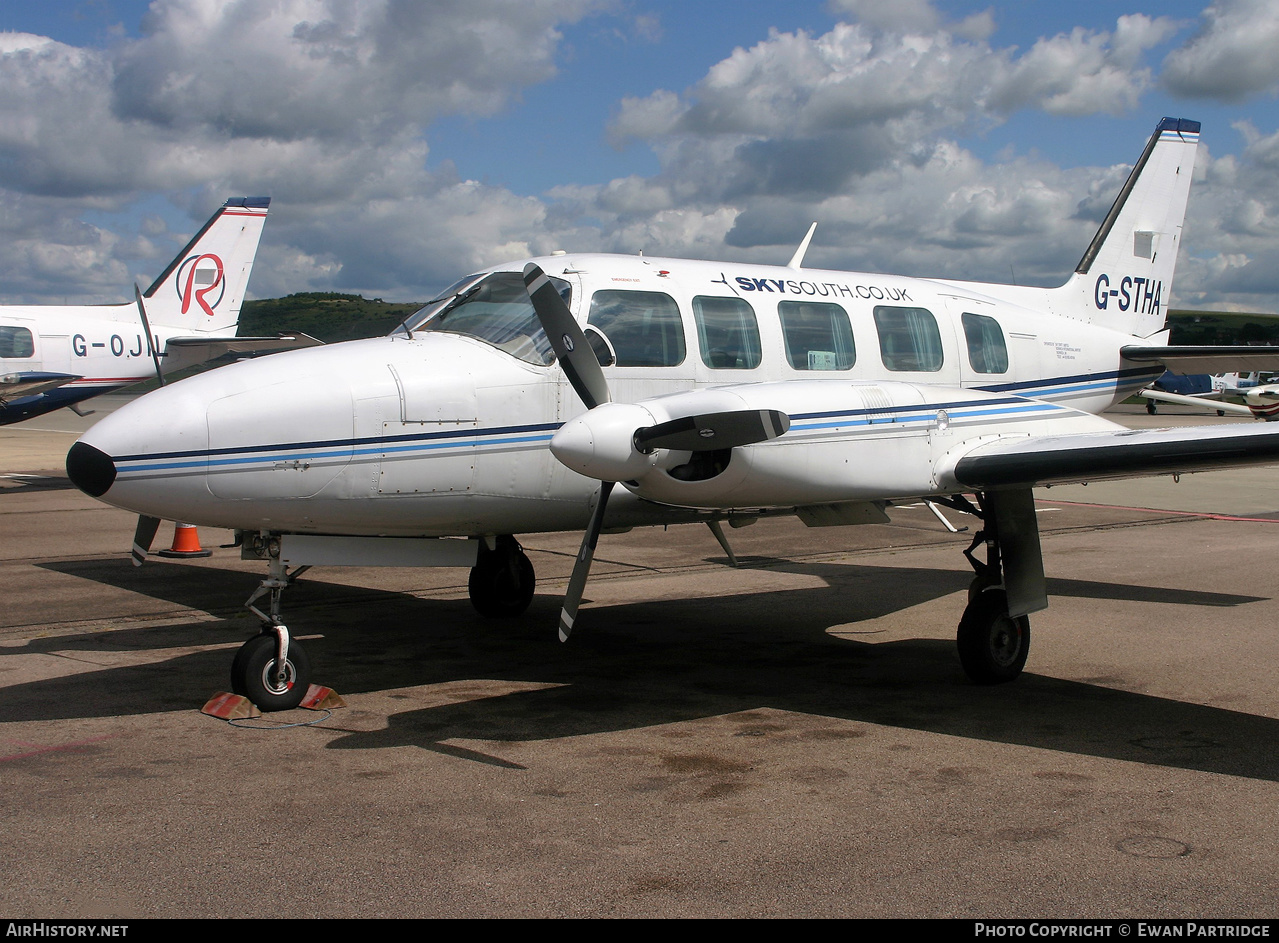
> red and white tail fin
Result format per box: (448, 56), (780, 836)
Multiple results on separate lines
(141, 197), (270, 334)
(1055, 118), (1200, 338)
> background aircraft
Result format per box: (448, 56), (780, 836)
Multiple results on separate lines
(0, 197), (318, 424)
(66, 118), (1279, 712)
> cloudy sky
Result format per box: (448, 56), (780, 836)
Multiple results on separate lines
(1, 0), (1277, 313)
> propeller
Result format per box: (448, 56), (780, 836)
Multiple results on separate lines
(633, 409), (789, 454)
(522, 262), (790, 641)
(522, 263), (608, 411)
(131, 514), (161, 567)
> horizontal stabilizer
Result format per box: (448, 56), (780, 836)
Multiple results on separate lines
(165, 334), (323, 359)
(0, 372), (81, 402)
(1122, 345), (1279, 375)
(951, 423), (1279, 489)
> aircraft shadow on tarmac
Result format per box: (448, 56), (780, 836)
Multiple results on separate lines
(11, 556), (1279, 783)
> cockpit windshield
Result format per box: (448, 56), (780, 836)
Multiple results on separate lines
(395, 271), (569, 366)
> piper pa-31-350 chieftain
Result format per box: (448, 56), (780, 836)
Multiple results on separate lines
(66, 118), (1279, 711)
(0, 197), (316, 424)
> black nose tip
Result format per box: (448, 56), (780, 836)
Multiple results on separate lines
(66, 441), (116, 497)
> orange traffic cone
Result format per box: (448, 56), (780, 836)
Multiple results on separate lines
(156, 522), (213, 558)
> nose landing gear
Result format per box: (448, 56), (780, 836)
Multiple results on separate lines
(234, 536), (312, 711)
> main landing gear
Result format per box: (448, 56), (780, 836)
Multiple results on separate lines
(468, 535), (536, 618)
(234, 535), (312, 711)
(939, 491), (1042, 685)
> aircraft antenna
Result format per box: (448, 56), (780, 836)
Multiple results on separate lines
(134, 283), (165, 386)
(787, 222), (818, 269)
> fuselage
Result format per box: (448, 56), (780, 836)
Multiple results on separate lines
(68, 252), (1161, 536)
(0, 303), (227, 422)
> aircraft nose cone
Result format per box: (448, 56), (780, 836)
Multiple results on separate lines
(66, 441), (117, 497)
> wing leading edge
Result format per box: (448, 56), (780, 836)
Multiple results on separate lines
(948, 423), (1279, 490)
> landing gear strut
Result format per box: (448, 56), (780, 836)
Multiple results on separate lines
(954, 491), (1040, 685)
(233, 535), (312, 711)
(468, 534), (536, 618)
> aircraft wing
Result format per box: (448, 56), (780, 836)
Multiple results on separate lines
(947, 423), (1279, 490)
(1122, 345), (1279, 375)
(0, 372), (81, 403)
(164, 334), (324, 359)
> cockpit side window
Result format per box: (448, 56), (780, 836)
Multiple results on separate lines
(415, 271), (568, 366)
(0, 326), (34, 358)
(778, 301), (854, 370)
(874, 305), (943, 372)
(961, 312), (1009, 374)
(693, 295), (761, 369)
(587, 290), (685, 367)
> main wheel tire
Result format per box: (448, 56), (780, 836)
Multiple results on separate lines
(468, 549), (536, 618)
(230, 634), (311, 711)
(957, 589), (1029, 685)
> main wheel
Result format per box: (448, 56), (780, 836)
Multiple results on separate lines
(469, 548), (536, 618)
(231, 634), (311, 711)
(957, 589), (1029, 685)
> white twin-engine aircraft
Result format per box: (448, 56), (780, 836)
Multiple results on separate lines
(66, 117), (1279, 711)
(0, 197), (316, 424)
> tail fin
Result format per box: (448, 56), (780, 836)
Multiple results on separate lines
(1056, 118), (1199, 338)
(141, 197), (270, 334)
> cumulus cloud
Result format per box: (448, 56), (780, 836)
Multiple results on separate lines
(1162, 0), (1279, 101)
(0, 0), (1276, 316)
(0, 0), (603, 302)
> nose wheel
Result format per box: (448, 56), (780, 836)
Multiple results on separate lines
(231, 630), (311, 712)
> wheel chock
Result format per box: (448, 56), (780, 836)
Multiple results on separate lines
(157, 522), (213, 558)
(201, 692), (261, 720)
(299, 684), (346, 710)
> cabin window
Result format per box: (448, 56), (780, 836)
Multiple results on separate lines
(415, 271), (566, 366)
(0, 326), (34, 359)
(874, 306), (944, 372)
(693, 296), (761, 369)
(587, 290), (685, 367)
(962, 312), (1009, 374)
(778, 301), (855, 370)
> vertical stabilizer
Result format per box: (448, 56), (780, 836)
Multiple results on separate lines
(141, 197), (270, 334)
(1056, 118), (1199, 338)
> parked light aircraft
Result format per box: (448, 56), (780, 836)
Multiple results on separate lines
(1140, 371), (1279, 419)
(66, 118), (1279, 711)
(0, 197), (316, 424)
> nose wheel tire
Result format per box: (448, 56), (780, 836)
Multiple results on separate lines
(957, 589), (1029, 685)
(231, 633), (311, 711)
(469, 547), (536, 618)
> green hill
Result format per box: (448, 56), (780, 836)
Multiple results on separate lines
(239, 292), (422, 343)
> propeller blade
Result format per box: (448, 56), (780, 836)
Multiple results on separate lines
(558, 480), (614, 642)
(523, 262), (610, 411)
(133, 284), (165, 387)
(131, 515), (161, 567)
(634, 409), (790, 454)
